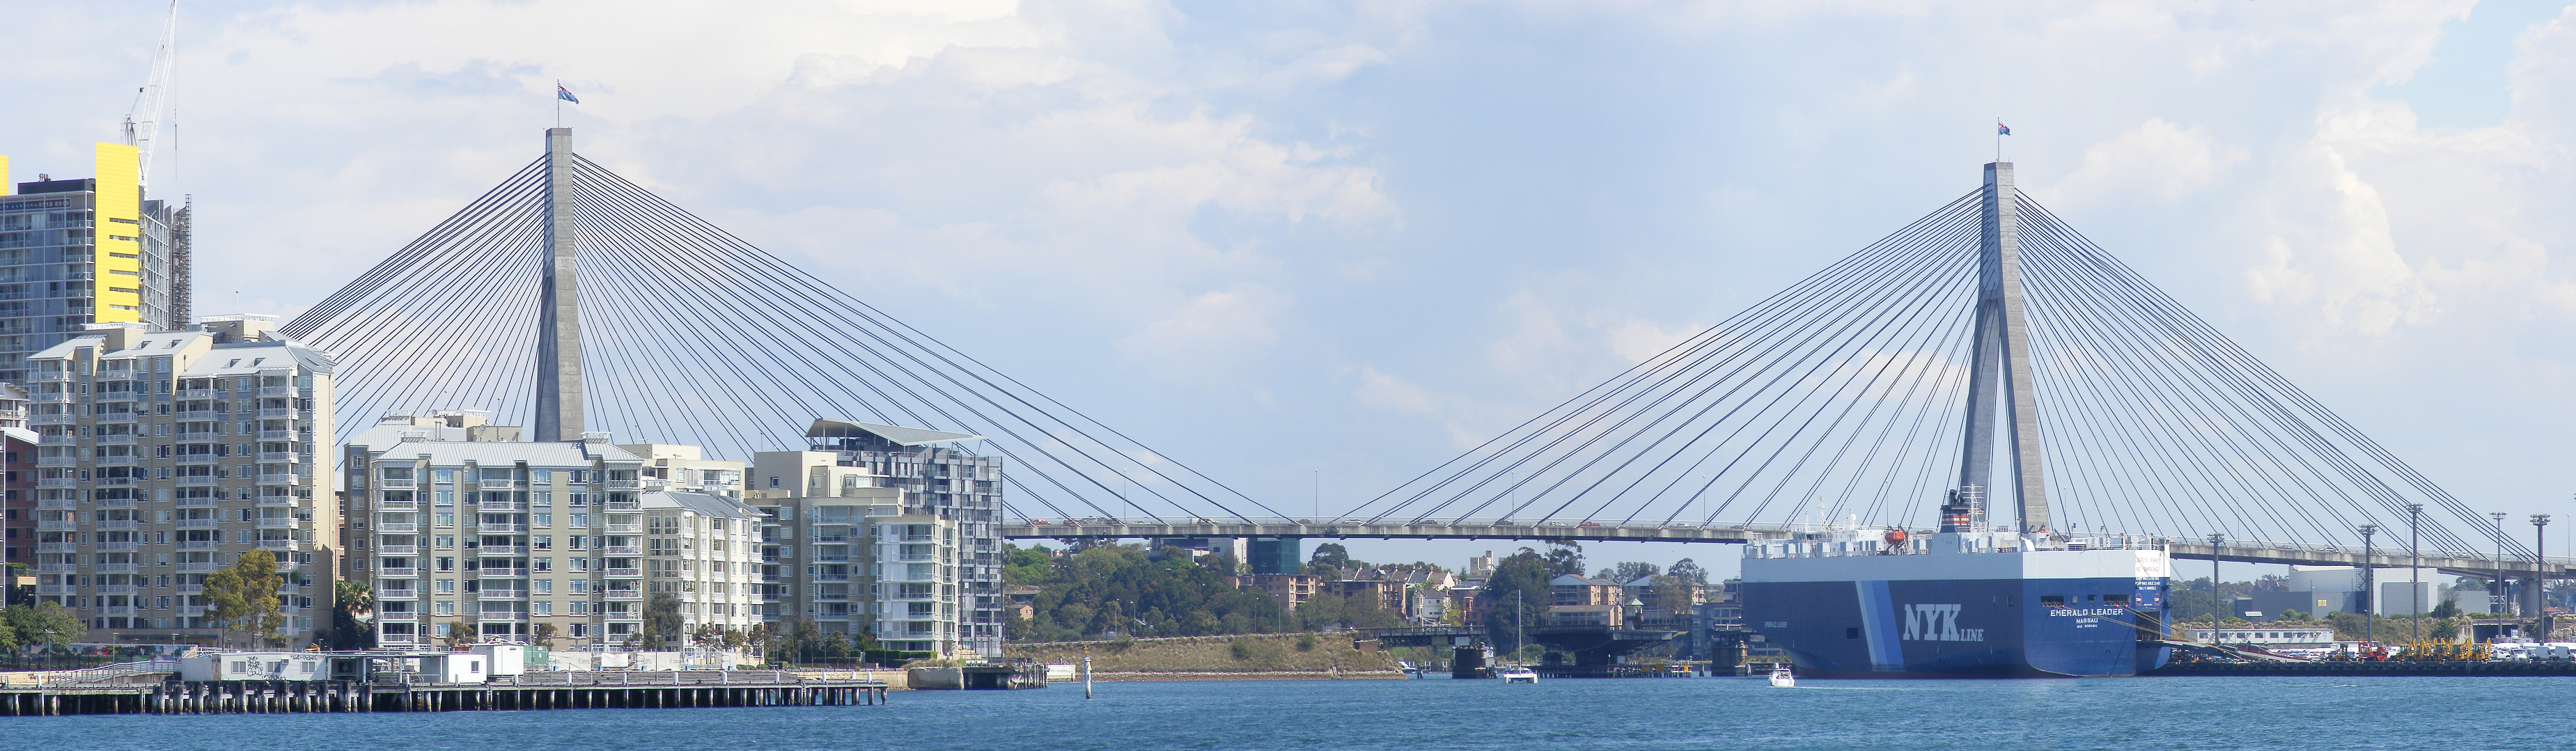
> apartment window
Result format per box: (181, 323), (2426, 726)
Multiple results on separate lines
(434, 468), (455, 484)
(533, 512), (552, 527)
(435, 512), (455, 528)
(570, 512), (588, 528)
(434, 601), (455, 616)
(435, 579), (455, 594)
(435, 535), (455, 550)
(533, 535), (552, 551)
(571, 558), (590, 572)
(533, 491), (552, 507)
(533, 468), (552, 484)
(533, 601), (553, 616)
(568, 535), (587, 550)
(533, 579), (553, 594)
(435, 490), (455, 507)
(570, 578), (590, 592)
(569, 623), (588, 638)
(568, 493), (588, 507)
(435, 556), (455, 571)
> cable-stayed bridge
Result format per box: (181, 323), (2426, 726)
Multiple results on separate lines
(286, 131), (2563, 583)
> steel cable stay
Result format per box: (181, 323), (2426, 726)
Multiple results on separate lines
(2024, 200), (2506, 553)
(2022, 230), (2364, 547)
(566, 164), (1203, 522)
(2013, 254), (2207, 537)
(1350, 192), (1990, 524)
(1381, 198), (1987, 525)
(284, 159), (549, 339)
(310, 203), (549, 441)
(1529, 207), (1988, 526)
(568, 159), (1269, 523)
(2016, 210), (2480, 553)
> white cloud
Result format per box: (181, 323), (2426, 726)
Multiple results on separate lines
(2047, 118), (2246, 203)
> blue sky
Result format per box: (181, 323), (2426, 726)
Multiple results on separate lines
(9, 0), (2576, 577)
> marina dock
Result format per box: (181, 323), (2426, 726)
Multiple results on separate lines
(0, 668), (891, 716)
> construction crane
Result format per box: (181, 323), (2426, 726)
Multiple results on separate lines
(123, 0), (178, 189)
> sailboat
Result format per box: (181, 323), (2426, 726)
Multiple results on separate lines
(1499, 590), (1539, 683)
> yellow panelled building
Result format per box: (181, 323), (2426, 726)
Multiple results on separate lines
(0, 142), (189, 381)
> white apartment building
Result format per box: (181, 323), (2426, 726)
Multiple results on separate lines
(641, 490), (763, 637)
(24, 316), (337, 645)
(749, 419), (1002, 656)
(620, 443), (744, 498)
(345, 414), (759, 649)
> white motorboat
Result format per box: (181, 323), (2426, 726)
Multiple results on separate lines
(1767, 665), (1795, 688)
(1498, 666), (1540, 683)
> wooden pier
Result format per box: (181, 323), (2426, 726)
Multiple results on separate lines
(0, 670), (891, 716)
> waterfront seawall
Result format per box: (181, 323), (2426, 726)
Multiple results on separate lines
(1005, 633), (1403, 681)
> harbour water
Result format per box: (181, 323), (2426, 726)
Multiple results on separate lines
(5, 674), (2572, 750)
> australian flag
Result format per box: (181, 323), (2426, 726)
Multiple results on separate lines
(557, 85), (580, 104)
(1997, 122), (2011, 136)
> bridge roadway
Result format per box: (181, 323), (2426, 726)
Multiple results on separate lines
(1000, 519), (2576, 579)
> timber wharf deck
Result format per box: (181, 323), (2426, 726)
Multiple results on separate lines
(0, 670), (890, 716)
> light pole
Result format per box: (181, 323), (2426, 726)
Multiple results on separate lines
(2208, 533), (2225, 642)
(2407, 503), (2422, 646)
(2359, 524), (2378, 649)
(2534, 514), (2552, 622)
(2494, 512), (2510, 617)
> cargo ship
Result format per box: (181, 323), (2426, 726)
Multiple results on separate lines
(1742, 491), (2173, 678)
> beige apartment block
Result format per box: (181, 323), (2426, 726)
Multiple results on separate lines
(24, 315), (338, 645)
(619, 443), (744, 498)
(345, 413), (760, 650)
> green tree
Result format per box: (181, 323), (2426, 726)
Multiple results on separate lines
(331, 580), (375, 649)
(3, 601), (84, 650)
(444, 621), (478, 650)
(1667, 559), (1710, 586)
(531, 623), (559, 650)
(1480, 550), (1554, 653)
(1309, 543), (1355, 570)
(1540, 543), (1584, 576)
(641, 592), (683, 649)
(1605, 562), (1660, 583)
(203, 550), (285, 647)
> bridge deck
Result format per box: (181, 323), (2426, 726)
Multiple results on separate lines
(1003, 520), (2576, 576)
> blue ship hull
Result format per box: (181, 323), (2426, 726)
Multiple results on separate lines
(1744, 562), (2171, 677)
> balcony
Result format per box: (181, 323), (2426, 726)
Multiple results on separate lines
(257, 408), (292, 419)
(95, 412), (137, 425)
(478, 523), (526, 533)
(259, 386), (292, 397)
(33, 391), (70, 404)
(36, 519), (75, 532)
(93, 455), (137, 466)
(178, 561), (220, 572)
(605, 498), (640, 510)
(95, 541), (138, 552)
(604, 545), (642, 555)
(35, 585), (72, 596)
(375, 588), (415, 600)
(178, 388), (215, 400)
(31, 413), (73, 426)
(37, 563), (75, 574)
(478, 590), (527, 600)
(176, 496), (217, 507)
(93, 584), (136, 595)
(31, 370), (68, 382)
(255, 518), (299, 530)
(178, 476), (218, 487)
(378, 478), (415, 489)
(378, 521), (416, 532)
(96, 496), (136, 509)
(94, 519), (137, 531)
(36, 455), (74, 467)
(37, 497), (75, 509)
(175, 519), (217, 529)
(604, 523), (639, 534)
(377, 498), (417, 512)
(95, 433), (136, 444)
(176, 584), (202, 594)
(259, 539), (296, 553)
(378, 544), (416, 555)
(175, 606), (206, 618)
(256, 496), (293, 507)
(257, 473), (297, 485)
(606, 480), (640, 490)
(39, 432), (77, 444)
(478, 545), (526, 555)
(93, 562), (136, 574)
(602, 590), (642, 600)
(176, 541), (217, 551)
(258, 452), (297, 464)
(101, 606), (134, 617)
(604, 567), (641, 578)
(176, 431), (214, 441)
(37, 542), (77, 553)
(257, 430), (291, 441)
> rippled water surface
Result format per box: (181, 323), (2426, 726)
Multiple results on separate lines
(6, 674), (2571, 750)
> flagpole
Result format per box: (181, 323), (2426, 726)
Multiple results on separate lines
(556, 79), (562, 127)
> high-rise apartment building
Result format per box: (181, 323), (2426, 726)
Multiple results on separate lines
(0, 145), (189, 382)
(345, 416), (760, 649)
(24, 316), (335, 645)
(620, 443), (745, 498)
(749, 419), (1004, 656)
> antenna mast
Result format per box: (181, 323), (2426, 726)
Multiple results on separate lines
(123, 0), (179, 188)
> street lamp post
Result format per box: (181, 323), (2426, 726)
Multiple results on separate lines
(2407, 503), (2423, 646)
(2494, 512), (2510, 617)
(2534, 514), (2553, 624)
(2208, 533), (2225, 642)
(2359, 524), (2378, 649)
